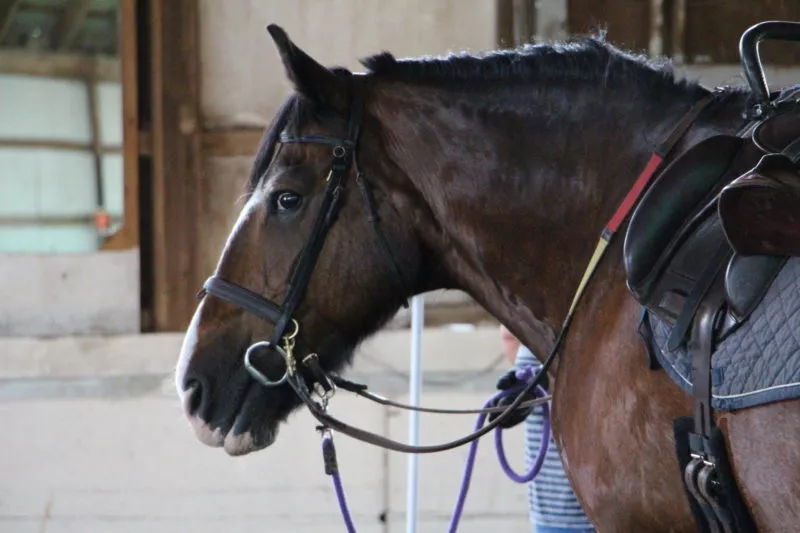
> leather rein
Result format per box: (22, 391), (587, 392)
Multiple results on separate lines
(198, 72), (716, 455)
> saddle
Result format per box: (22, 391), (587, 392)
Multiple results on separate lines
(625, 98), (800, 349)
(621, 21), (800, 533)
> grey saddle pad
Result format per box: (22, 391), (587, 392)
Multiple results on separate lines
(649, 256), (800, 411)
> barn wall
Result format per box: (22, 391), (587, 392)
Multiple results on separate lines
(198, 0), (498, 129)
(0, 71), (138, 336)
(193, 0), (501, 322)
(0, 250), (140, 336)
(0, 75), (124, 253)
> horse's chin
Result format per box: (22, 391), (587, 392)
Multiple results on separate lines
(222, 424), (278, 456)
(187, 407), (280, 456)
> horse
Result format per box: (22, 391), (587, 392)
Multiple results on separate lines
(175, 23), (800, 532)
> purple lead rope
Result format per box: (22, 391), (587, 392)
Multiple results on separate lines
(321, 433), (357, 533)
(320, 365), (551, 533)
(447, 366), (550, 532)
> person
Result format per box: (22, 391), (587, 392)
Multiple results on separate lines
(496, 325), (596, 533)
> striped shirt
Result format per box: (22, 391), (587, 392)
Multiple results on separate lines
(515, 345), (595, 531)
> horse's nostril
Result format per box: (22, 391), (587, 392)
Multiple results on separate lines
(183, 379), (204, 416)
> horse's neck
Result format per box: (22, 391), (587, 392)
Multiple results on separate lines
(377, 82), (743, 355)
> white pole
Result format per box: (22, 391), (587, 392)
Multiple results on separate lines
(406, 294), (425, 533)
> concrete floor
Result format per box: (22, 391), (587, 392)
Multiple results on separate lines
(0, 327), (534, 532)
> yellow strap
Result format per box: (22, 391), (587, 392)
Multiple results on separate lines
(566, 236), (611, 318)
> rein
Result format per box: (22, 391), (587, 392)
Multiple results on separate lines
(320, 366), (552, 533)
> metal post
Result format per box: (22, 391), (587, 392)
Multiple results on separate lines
(406, 294), (425, 533)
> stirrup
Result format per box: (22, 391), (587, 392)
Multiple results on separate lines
(684, 456), (722, 533)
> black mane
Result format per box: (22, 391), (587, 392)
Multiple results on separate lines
(360, 36), (703, 94)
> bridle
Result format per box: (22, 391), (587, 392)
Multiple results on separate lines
(198, 72), (552, 454)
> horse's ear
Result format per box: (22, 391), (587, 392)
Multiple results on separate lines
(266, 24), (347, 113)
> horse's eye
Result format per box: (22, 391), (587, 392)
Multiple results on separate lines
(275, 191), (303, 213)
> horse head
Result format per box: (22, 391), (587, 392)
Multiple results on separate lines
(175, 25), (426, 456)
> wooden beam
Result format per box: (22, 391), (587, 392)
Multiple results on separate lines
(52, 0), (92, 51)
(19, 3), (117, 16)
(148, 0), (203, 331)
(0, 50), (119, 81)
(0, 214), (123, 226)
(649, 0), (665, 57)
(138, 129), (152, 156)
(84, 77), (106, 230)
(201, 128), (264, 157)
(669, 0), (686, 64)
(101, 0), (140, 253)
(0, 138), (121, 153)
(0, 0), (20, 44)
(495, 0), (514, 48)
(512, 0), (536, 45)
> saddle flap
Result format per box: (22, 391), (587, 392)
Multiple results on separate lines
(724, 253), (786, 319)
(719, 153), (800, 256)
(625, 134), (744, 301)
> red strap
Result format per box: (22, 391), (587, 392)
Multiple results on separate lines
(606, 153), (663, 232)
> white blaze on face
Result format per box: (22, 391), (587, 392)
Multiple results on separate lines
(175, 303), (203, 403)
(175, 194), (264, 404)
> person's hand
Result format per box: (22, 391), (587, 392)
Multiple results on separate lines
(487, 368), (549, 429)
